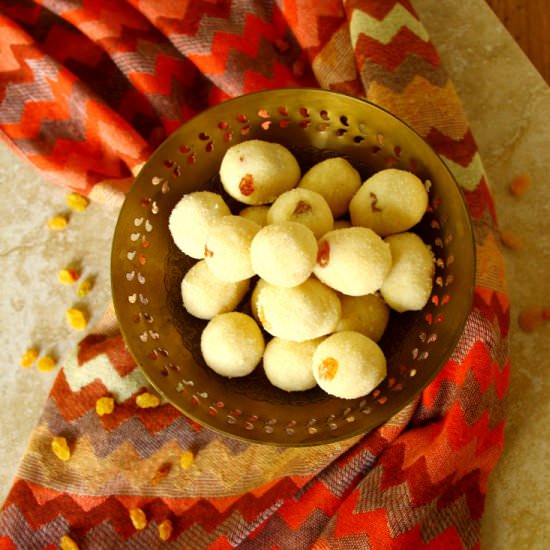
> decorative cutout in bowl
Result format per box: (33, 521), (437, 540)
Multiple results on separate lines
(111, 89), (475, 446)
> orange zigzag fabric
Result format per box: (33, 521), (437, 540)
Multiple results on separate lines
(0, 1), (509, 548)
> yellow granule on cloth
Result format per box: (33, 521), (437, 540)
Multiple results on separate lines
(51, 436), (71, 461)
(136, 392), (160, 408)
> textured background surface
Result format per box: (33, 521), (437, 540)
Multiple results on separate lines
(413, 1), (550, 547)
(0, 1), (548, 548)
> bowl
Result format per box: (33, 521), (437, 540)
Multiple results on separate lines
(111, 88), (475, 446)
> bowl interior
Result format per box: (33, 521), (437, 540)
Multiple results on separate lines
(111, 89), (475, 446)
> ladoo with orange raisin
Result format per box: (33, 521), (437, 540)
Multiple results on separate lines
(312, 331), (387, 399)
(220, 139), (300, 205)
(267, 188), (333, 238)
(313, 227), (391, 296)
(349, 168), (428, 236)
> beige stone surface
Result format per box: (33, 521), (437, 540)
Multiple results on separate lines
(0, 153), (118, 501)
(0, 1), (548, 547)
(414, 1), (550, 548)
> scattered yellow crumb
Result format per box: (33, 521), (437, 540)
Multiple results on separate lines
(20, 348), (39, 368)
(500, 230), (523, 250)
(95, 396), (115, 417)
(77, 279), (93, 297)
(37, 356), (56, 372)
(66, 192), (89, 212)
(60, 534), (79, 550)
(58, 268), (80, 285)
(136, 392), (160, 409)
(66, 308), (88, 330)
(47, 215), (68, 230)
(51, 436), (71, 461)
(158, 519), (173, 541)
(179, 450), (194, 470)
(129, 508), (147, 530)
(509, 174), (531, 198)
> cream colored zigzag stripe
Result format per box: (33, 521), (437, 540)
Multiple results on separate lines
(349, 4), (429, 49)
(63, 348), (149, 402)
(442, 152), (488, 192)
(19, 425), (358, 498)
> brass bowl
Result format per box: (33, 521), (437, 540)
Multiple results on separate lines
(111, 89), (475, 446)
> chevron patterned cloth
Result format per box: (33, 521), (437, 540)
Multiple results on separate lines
(0, 1), (509, 549)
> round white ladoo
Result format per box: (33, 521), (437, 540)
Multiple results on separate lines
(299, 157), (361, 218)
(349, 168), (428, 236)
(204, 215), (260, 282)
(312, 331), (387, 399)
(239, 205), (269, 226)
(267, 188), (334, 239)
(201, 312), (265, 377)
(336, 293), (390, 342)
(263, 337), (322, 392)
(253, 278), (341, 342)
(168, 191), (230, 259)
(313, 227), (392, 296)
(220, 139), (301, 205)
(380, 232), (434, 312)
(250, 221), (317, 287)
(181, 260), (249, 320)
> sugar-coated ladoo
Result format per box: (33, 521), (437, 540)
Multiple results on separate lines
(200, 312), (264, 377)
(312, 331), (387, 399)
(263, 337), (323, 392)
(204, 215), (260, 282)
(220, 139), (301, 205)
(313, 227), (392, 296)
(336, 293), (390, 342)
(254, 278), (341, 342)
(239, 205), (269, 226)
(267, 188), (333, 239)
(250, 221), (317, 287)
(181, 260), (249, 320)
(168, 191), (231, 258)
(298, 157), (362, 218)
(349, 168), (428, 236)
(380, 232), (434, 312)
